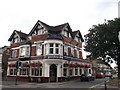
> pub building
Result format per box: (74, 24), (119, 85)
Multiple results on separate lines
(7, 20), (92, 82)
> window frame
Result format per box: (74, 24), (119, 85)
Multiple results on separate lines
(63, 68), (67, 76)
(75, 67), (78, 75)
(79, 68), (82, 75)
(19, 45), (30, 57)
(31, 67), (42, 76)
(20, 68), (29, 76)
(36, 43), (42, 56)
(69, 68), (73, 76)
(12, 49), (17, 58)
(9, 68), (16, 76)
(48, 43), (60, 55)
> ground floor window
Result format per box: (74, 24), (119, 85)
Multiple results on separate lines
(75, 68), (78, 75)
(88, 68), (92, 74)
(69, 68), (73, 76)
(20, 68), (29, 75)
(9, 68), (16, 75)
(31, 67), (42, 76)
(84, 69), (87, 75)
(63, 68), (67, 76)
(79, 68), (82, 75)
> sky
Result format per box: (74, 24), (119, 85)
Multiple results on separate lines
(0, 0), (119, 66)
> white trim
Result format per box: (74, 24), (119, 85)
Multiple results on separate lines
(11, 47), (19, 50)
(44, 40), (63, 44)
(19, 45), (30, 57)
(34, 41), (44, 44)
(19, 45), (30, 47)
(32, 44), (36, 46)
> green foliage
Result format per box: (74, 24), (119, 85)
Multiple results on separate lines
(84, 18), (120, 63)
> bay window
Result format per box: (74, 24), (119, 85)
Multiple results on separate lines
(64, 45), (68, 56)
(12, 50), (17, 58)
(20, 47), (26, 56)
(36, 43), (42, 56)
(49, 43), (54, 54)
(20, 45), (30, 57)
(48, 43), (60, 55)
(55, 44), (59, 54)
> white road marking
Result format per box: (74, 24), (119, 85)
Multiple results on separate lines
(89, 80), (109, 89)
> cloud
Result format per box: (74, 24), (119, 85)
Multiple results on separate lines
(0, 0), (119, 48)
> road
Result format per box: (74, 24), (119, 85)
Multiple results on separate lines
(1, 77), (119, 89)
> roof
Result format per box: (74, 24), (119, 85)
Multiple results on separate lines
(72, 30), (79, 38)
(72, 30), (84, 42)
(9, 20), (84, 43)
(8, 30), (28, 41)
(16, 30), (28, 39)
(29, 20), (69, 35)
(48, 23), (68, 32)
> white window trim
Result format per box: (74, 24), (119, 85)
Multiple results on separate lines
(31, 67), (42, 77)
(19, 67), (29, 76)
(19, 45), (30, 57)
(47, 43), (61, 55)
(36, 43), (42, 56)
(9, 68), (16, 76)
(12, 49), (17, 58)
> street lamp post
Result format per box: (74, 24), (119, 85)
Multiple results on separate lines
(15, 61), (19, 85)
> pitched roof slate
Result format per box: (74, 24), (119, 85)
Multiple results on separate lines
(8, 30), (28, 41)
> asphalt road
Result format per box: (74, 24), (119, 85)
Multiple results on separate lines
(1, 77), (119, 89)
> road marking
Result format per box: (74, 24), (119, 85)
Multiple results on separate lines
(89, 82), (104, 89)
(89, 80), (109, 89)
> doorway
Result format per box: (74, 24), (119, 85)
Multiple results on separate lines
(49, 64), (57, 82)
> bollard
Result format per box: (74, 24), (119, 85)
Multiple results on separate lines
(105, 81), (107, 90)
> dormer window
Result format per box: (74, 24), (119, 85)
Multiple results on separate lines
(64, 31), (68, 37)
(43, 28), (47, 34)
(75, 36), (81, 42)
(14, 37), (18, 43)
(38, 29), (43, 35)
(12, 35), (20, 43)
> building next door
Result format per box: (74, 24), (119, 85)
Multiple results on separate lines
(50, 64), (57, 82)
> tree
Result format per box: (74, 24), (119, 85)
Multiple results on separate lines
(84, 18), (120, 79)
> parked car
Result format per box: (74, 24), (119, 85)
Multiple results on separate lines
(105, 72), (112, 78)
(96, 72), (105, 78)
(80, 74), (95, 81)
